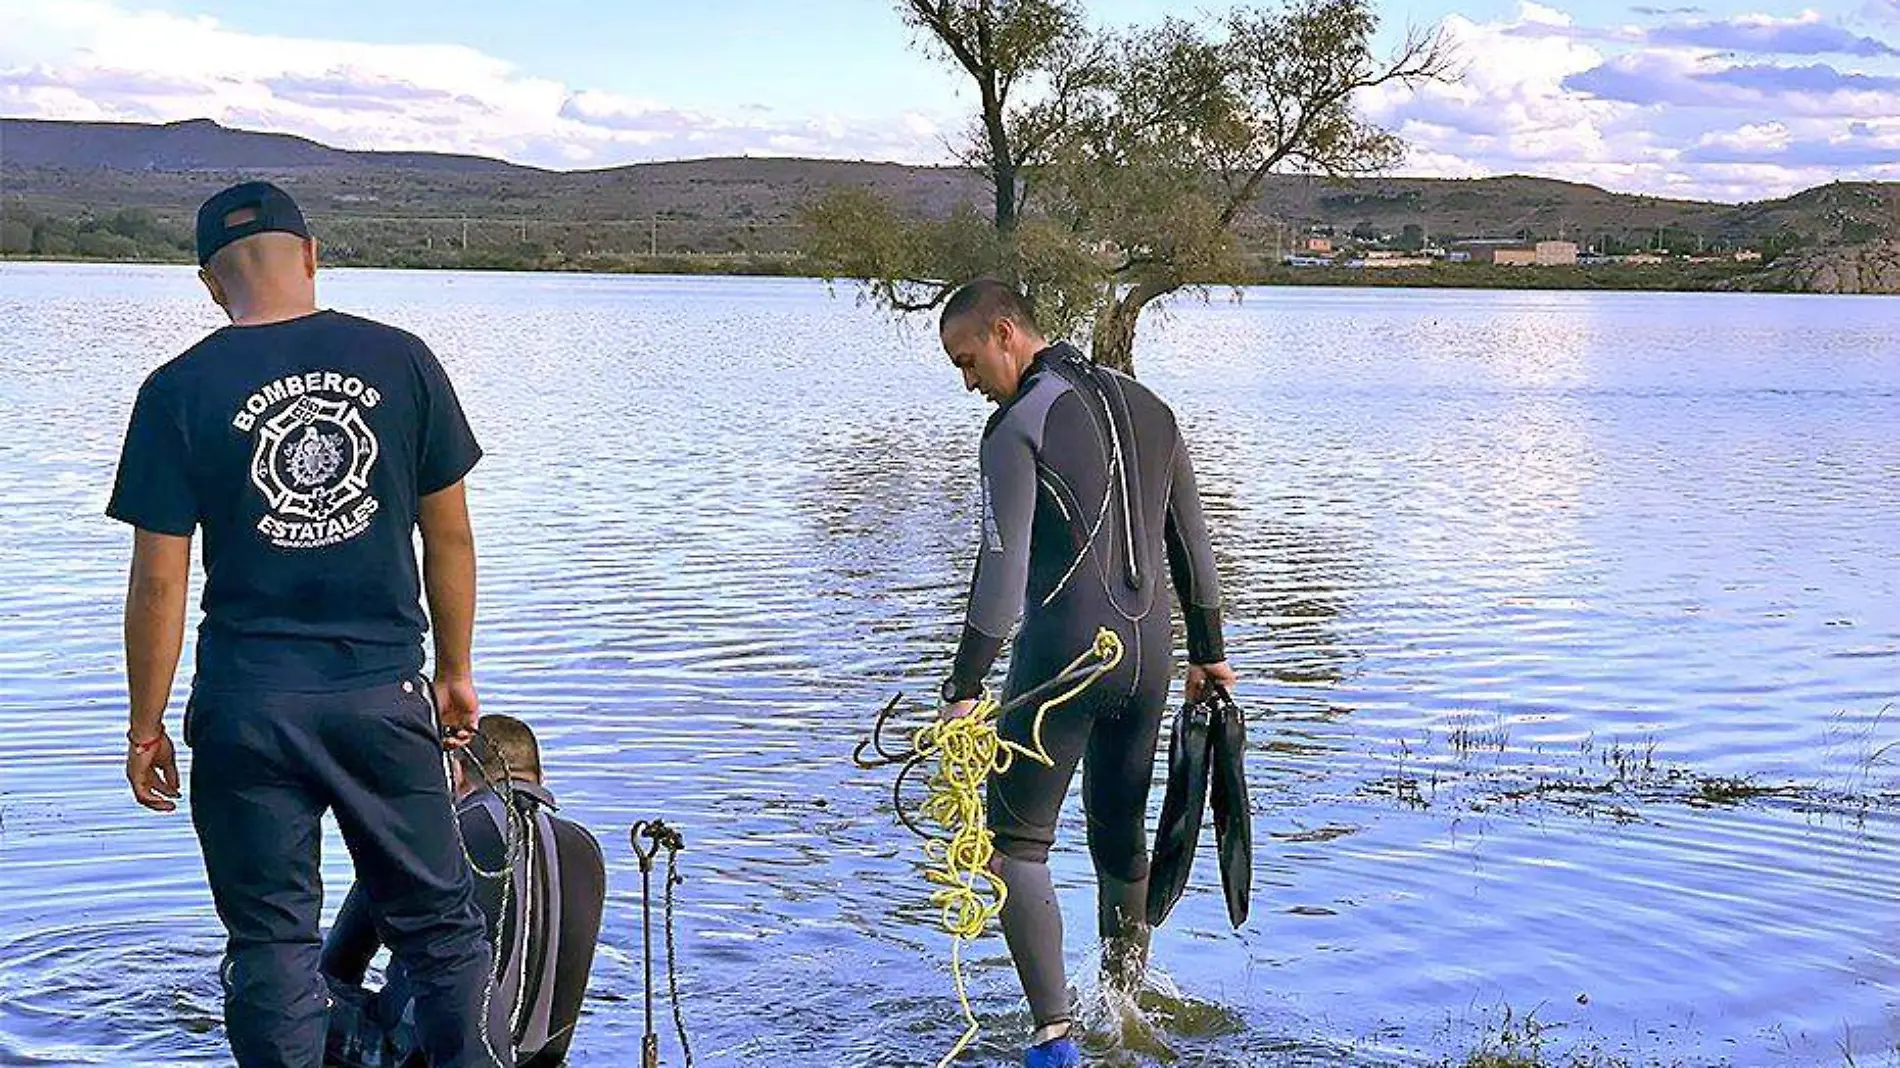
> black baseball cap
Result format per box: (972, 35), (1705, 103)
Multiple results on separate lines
(195, 181), (310, 266)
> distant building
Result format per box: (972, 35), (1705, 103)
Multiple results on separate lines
(1534, 241), (1579, 266)
(1450, 239), (1529, 264)
(1449, 239), (1577, 267)
(1301, 235), (1334, 254)
(1734, 249), (1762, 262)
(1619, 252), (1668, 265)
(1359, 255), (1435, 269)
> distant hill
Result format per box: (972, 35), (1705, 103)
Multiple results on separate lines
(1, 116), (535, 175)
(4, 116), (1894, 278)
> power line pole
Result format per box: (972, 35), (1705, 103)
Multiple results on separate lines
(649, 213), (658, 257)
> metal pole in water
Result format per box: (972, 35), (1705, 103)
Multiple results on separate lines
(633, 822), (661, 1068)
(643, 862), (658, 1066)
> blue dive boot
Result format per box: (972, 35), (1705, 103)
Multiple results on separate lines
(1024, 1034), (1082, 1068)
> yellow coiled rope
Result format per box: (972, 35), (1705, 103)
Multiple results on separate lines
(873, 627), (1125, 1067)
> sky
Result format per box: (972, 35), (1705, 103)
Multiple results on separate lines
(2, 0), (1898, 202)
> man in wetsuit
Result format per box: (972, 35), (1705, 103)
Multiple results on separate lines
(935, 279), (1236, 1068)
(322, 714), (608, 1068)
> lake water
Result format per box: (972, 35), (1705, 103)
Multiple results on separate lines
(3, 263), (1899, 1067)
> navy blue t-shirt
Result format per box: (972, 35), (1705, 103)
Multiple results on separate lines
(106, 310), (482, 693)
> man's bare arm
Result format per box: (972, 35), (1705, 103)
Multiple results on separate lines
(125, 529), (190, 810)
(419, 480), (478, 747)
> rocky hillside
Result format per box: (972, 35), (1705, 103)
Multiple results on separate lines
(1745, 241), (1900, 294)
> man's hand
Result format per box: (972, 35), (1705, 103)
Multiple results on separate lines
(939, 697), (978, 722)
(434, 674), (480, 751)
(127, 731), (181, 812)
(1185, 660), (1237, 704)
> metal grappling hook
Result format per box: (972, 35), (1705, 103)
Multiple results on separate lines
(631, 819), (690, 1068)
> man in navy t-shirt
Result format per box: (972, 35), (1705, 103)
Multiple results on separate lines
(108, 181), (510, 1067)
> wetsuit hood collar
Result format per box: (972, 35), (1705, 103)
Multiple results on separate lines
(1026, 341), (1087, 381)
(463, 780), (559, 810)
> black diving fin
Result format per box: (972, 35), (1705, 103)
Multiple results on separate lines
(1145, 694), (1213, 928)
(1145, 682), (1252, 930)
(1206, 682), (1252, 928)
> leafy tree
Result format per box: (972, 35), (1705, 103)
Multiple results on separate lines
(804, 0), (1456, 371)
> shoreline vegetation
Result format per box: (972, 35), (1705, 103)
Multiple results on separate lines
(0, 248), (1771, 294)
(0, 194), (1797, 294)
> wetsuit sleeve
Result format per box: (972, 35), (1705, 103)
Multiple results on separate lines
(1164, 437), (1225, 665)
(319, 882), (382, 986)
(538, 819), (608, 1066)
(947, 418), (1039, 701)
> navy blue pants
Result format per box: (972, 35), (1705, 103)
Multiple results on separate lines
(186, 678), (503, 1068)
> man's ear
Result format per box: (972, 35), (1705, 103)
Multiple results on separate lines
(303, 237), (318, 280)
(198, 267), (228, 313)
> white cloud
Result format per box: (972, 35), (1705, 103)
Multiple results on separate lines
(1645, 9), (1900, 57)
(1360, 1), (1900, 199)
(1362, 8), (1657, 183)
(0, 0), (953, 167)
(1517, 2), (1574, 28)
(1696, 121), (1795, 154)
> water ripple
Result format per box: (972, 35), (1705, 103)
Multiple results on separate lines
(4, 266), (1899, 1066)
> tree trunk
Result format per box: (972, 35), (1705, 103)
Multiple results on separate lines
(1090, 281), (1173, 375)
(979, 78), (1018, 237)
(993, 160), (1019, 236)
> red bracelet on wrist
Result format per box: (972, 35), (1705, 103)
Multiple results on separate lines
(127, 730), (166, 754)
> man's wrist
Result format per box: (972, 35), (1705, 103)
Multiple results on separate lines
(127, 724), (167, 751)
(940, 676), (981, 705)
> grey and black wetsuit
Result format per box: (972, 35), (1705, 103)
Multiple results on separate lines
(322, 782), (607, 1067)
(945, 341), (1225, 1028)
